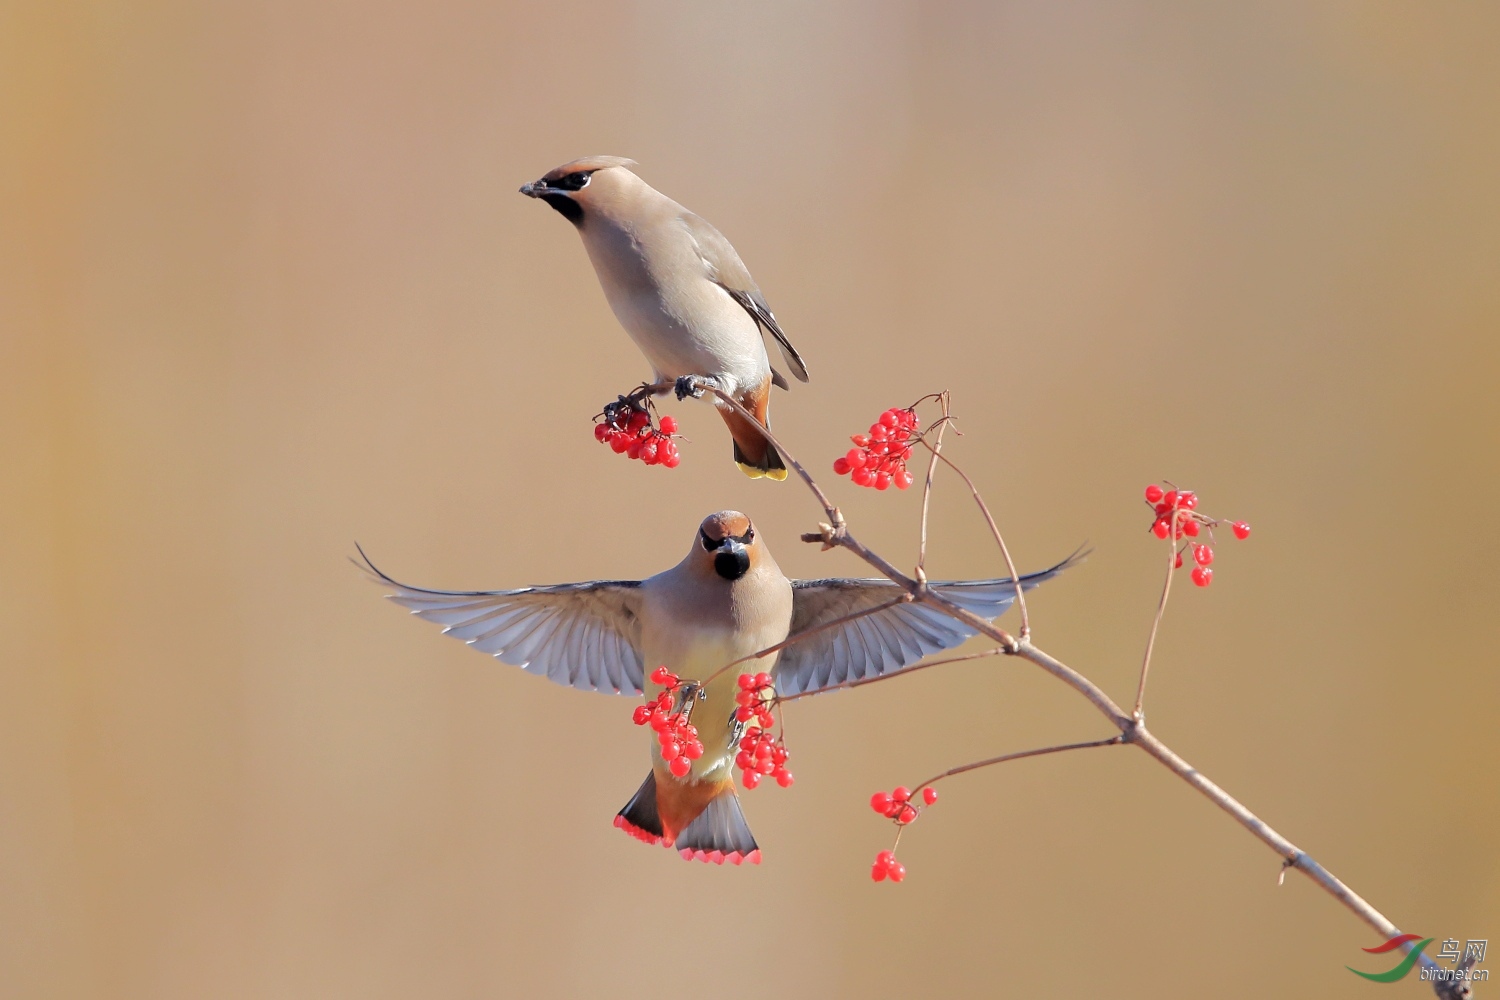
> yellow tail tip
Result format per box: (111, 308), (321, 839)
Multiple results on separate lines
(736, 462), (787, 481)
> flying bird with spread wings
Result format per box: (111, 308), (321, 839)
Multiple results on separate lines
(520, 157), (809, 480)
(362, 512), (1080, 865)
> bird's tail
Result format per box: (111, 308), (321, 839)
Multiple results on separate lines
(720, 379), (787, 481)
(614, 769), (760, 865)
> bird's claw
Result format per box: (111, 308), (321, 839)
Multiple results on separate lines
(674, 375), (707, 401)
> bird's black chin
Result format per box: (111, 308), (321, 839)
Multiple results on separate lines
(714, 549), (750, 581)
(541, 193), (583, 226)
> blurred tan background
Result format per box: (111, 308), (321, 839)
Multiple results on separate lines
(3, 3), (1497, 998)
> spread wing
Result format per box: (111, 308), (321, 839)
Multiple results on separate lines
(773, 552), (1085, 697)
(357, 548), (645, 695)
(679, 212), (810, 383)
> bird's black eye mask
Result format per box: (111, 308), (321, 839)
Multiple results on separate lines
(700, 527), (754, 551)
(547, 170), (592, 191)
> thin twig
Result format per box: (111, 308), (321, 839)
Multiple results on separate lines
(915, 393), (951, 577)
(1134, 501), (1183, 721)
(909, 735), (1123, 795)
(775, 647), (1005, 704)
(920, 448), (1030, 639)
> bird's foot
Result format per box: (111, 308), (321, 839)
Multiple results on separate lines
(674, 374), (719, 401)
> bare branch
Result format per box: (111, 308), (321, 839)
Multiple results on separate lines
(698, 384), (1447, 987)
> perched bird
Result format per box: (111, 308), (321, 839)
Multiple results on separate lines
(520, 157), (809, 480)
(361, 512), (1081, 865)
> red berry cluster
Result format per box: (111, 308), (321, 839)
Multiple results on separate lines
(832, 407), (919, 490)
(594, 406), (681, 468)
(733, 673), (792, 789)
(735, 726), (793, 789)
(1143, 484), (1252, 588)
(631, 666), (704, 778)
(870, 850), (906, 883)
(734, 672), (776, 728)
(868, 785), (939, 883)
(870, 785), (937, 825)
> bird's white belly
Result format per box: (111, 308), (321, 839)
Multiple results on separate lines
(642, 627), (782, 781)
(604, 283), (769, 391)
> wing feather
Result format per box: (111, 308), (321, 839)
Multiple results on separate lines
(775, 551), (1086, 698)
(678, 212), (810, 382)
(358, 549), (645, 695)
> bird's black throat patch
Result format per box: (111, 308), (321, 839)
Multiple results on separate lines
(541, 193), (583, 225)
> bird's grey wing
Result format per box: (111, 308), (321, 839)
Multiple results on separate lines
(357, 549), (646, 695)
(678, 212), (810, 383)
(774, 551), (1085, 697)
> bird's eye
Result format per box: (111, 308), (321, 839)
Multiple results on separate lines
(700, 530), (723, 551)
(551, 171), (591, 192)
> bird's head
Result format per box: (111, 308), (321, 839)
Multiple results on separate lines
(693, 511), (759, 582)
(519, 155), (639, 226)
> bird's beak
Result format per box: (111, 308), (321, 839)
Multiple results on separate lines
(713, 539), (751, 581)
(519, 179), (553, 198)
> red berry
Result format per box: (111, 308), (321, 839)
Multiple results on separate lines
(833, 457), (850, 475)
(893, 786), (910, 801)
(894, 470), (914, 490)
(660, 741), (680, 760)
(1232, 521), (1251, 540)
(1162, 490), (1178, 508)
(774, 769), (793, 788)
(754, 672), (771, 687)
(735, 706), (754, 722)
(638, 441), (658, 463)
(742, 770), (761, 789)
(669, 757), (692, 778)
(631, 705), (650, 726)
(880, 411), (898, 428)
(1193, 544), (1213, 566)
(1183, 518), (1200, 537)
(684, 741), (704, 760)
(594, 423), (610, 442)
(1174, 552), (1183, 569)
(922, 787), (938, 805)
(871, 864), (887, 882)
(897, 805), (917, 825)
(846, 448), (866, 469)
(610, 435), (631, 454)
(887, 860), (906, 882)
(1180, 492), (1198, 510)
(1145, 484), (1164, 503)
(874, 472), (891, 490)
(871, 792), (893, 814)
(662, 451), (680, 468)
(852, 468), (874, 487)
(1152, 518), (1170, 539)
(659, 415), (678, 435)
(851, 434), (870, 447)
(1191, 566), (1212, 588)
